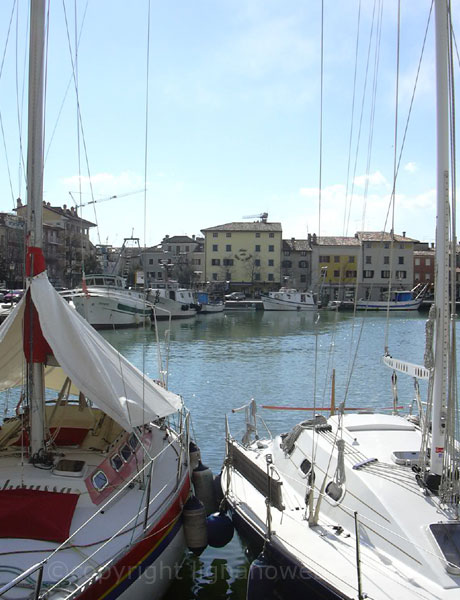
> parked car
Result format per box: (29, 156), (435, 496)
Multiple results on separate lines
(3, 289), (24, 303)
(224, 291), (246, 301)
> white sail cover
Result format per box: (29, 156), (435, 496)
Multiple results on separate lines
(0, 272), (181, 429)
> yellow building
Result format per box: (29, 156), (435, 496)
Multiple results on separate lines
(201, 219), (282, 294)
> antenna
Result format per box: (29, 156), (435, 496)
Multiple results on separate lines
(242, 212), (268, 223)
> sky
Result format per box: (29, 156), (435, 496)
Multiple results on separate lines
(0, 0), (456, 248)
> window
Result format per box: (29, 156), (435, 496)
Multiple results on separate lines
(396, 270), (407, 279)
(128, 433), (139, 451)
(255, 259), (261, 267)
(268, 273), (274, 281)
(212, 244), (218, 252)
(120, 444), (132, 461)
(384, 242), (390, 249)
(299, 261), (308, 268)
(415, 272), (420, 281)
(283, 250), (291, 256)
(348, 256), (355, 262)
(223, 258), (234, 266)
(92, 470), (109, 491)
(334, 256), (340, 263)
(425, 273), (431, 281)
(255, 245), (261, 252)
(363, 270), (374, 278)
(399, 243), (404, 249)
(334, 270), (340, 277)
(186, 246), (190, 252)
(213, 232), (218, 238)
(254, 273), (260, 281)
(300, 274), (307, 283)
(415, 258), (420, 266)
(148, 258), (153, 265)
(226, 272), (231, 280)
(269, 233), (274, 238)
(255, 232), (261, 238)
(157, 272), (163, 279)
(268, 245), (274, 252)
(426, 258), (431, 266)
(366, 242), (372, 248)
(319, 256), (330, 262)
(300, 251), (307, 256)
(211, 258), (221, 266)
(226, 232), (232, 238)
(384, 256), (389, 264)
(212, 273), (218, 281)
(282, 260), (292, 268)
(268, 259), (274, 267)
(346, 270), (357, 278)
(226, 244), (232, 252)
(381, 270), (391, 278)
(158, 258), (163, 264)
(429, 523), (460, 575)
(176, 246), (180, 254)
(398, 256), (404, 264)
(365, 256), (372, 264)
(168, 245), (172, 252)
(111, 454), (123, 472)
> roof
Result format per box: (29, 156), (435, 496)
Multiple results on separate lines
(201, 221), (282, 232)
(163, 235), (199, 244)
(315, 236), (360, 247)
(356, 231), (419, 243)
(283, 239), (311, 251)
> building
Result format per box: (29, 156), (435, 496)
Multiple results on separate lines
(281, 238), (313, 289)
(310, 234), (360, 302)
(201, 218), (283, 295)
(15, 199), (97, 286)
(413, 243), (435, 291)
(356, 231), (418, 300)
(0, 212), (25, 287)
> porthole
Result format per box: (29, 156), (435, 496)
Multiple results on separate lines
(300, 458), (312, 476)
(110, 454), (123, 472)
(120, 444), (132, 462)
(92, 470), (109, 491)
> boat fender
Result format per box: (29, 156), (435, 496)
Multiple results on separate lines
(192, 461), (218, 516)
(189, 440), (201, 471)
(247, 552), (278, 600)
(182, 495), (208, 556)
(206, 511), (234, 547)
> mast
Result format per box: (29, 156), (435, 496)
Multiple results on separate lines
(431, 0), (450, 480)
(26, 0), (47, 457)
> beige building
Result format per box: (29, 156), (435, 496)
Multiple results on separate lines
(201, 219), (283, 294)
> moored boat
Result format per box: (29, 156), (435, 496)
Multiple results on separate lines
(262, 287), (317, 311)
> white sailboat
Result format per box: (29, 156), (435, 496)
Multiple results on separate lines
(221, 2), (460, 599)
(0, 2), (191, 598)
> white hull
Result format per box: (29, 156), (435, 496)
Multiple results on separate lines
(262, 288), (316, 311)
(356, 298), (422, 311)
(200, 303), (224, 314)
(223, 413), (460, 599)
(73, 289), (151, 329)
(148, 287), (197, 320)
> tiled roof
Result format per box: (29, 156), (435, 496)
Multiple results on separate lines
(163, 235), (198, 243)
(201, 222), (282, 232)
(316, 236), (360, 246)
(357, 231), (419, 243)
(283, 239), (311, 251)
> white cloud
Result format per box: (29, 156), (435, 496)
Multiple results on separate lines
(404, 162), (417, 173)
(353, 171), (389, 188)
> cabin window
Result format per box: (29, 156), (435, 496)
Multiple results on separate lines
(429, 523), (460, 574)
(92, 470), (109, 491)
(300, 458), (312, 475)
(111, 454), (123, 471)
(120, 444), (132, 462)
(129, 433), (140, 451)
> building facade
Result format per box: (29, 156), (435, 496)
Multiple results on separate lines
(201, 220), (283, 295)
(281, 238), (313, 289)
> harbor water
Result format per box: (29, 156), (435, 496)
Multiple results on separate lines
(99, 308), (431, 599)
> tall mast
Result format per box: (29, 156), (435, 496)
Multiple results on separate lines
(431, 0), (450, 479)
(26, 0), (47, 457)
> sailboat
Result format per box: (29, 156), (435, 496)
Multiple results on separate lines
(221, 2), (460, 598)
(0, 2), (191, 598)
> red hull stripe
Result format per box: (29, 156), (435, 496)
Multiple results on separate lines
(76, 476), (190, 600)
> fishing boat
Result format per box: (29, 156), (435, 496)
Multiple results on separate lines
(196, 292), (224, 314)
(0, 2), (191, 597)
(68, 274), (153, 329)
(221, 2), (460, 598)
(147, 282), (199, 320)
(261, 287), (317, 311)
(356, 283), (428, 311)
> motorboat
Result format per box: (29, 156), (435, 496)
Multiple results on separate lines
(262, 287), (317, 311)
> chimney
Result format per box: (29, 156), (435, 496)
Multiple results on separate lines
(63, 204), (67, 210)
(308, 233), (312, 245)
(312, 233), (317, 245)
(402, 231), (406, 237)
(16, 197), (22, 208)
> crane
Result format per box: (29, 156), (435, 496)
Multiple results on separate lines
(242, 212), (268, 223)
(68, 189), (146, 208)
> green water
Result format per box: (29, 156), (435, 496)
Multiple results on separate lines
(100, 308), (431, 599)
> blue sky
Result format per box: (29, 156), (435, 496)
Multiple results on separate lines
(0, 1), (453, 247)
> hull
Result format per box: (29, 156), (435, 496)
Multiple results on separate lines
(262, 288), (316, 311)
(356, 298), (422, 311)
(200, 303), (224, 314)
(73, 292), (151, 329)
(150, 298), (197, 320)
